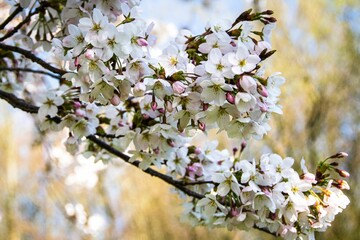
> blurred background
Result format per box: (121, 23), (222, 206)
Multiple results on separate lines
(0, 0), (359, 239)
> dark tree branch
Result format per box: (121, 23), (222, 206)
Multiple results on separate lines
(87, 135), (205, 199)
(0, 88), (39, 113)
(0, 67), (61, 79)
(0, 5), (23, 30)
(0, 43), (67, 75)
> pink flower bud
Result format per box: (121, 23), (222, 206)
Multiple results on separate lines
(302, 173), (317, 184)
(153, 147), (160, 154)
(257, 84), (268, 97)
(158, 108), (165, 114)
(336, 169), (350, 178)
(226, 92), (235, 104)
(333, 179), (350, 190)
(172, 81), (186, 94)
(241, 140), (247, 150)
(260, 105), (268, 112)
(74, 57), (80, 67)
(110, 94), (121, 106)
(203, 103), (209, 111)
(230, 208), (240, 217)
(75, 109), (86, 117)
(232, 147), (238, 155)
(85, 49), (95, 60)
(142, 114), (150, 120)
(73, 101), (82, 109)
(194, 147), (201, 155)
(166, 101), (173, 112)
(167, 139), (176, 147)
(198, 121), (206, 131)
(151, 101), (157, 111)
(137, 38), (148, 47)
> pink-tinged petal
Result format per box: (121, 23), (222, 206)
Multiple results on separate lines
(205, 61), (218, 74)
(212, 173), (226, 183)
(62, 36), (76, 48)
(236, 43), (249, 59)
(217, 184), (230, 196)
(78, 18), (92, 28)
(68, 24), (80, 36)
(92, 8), (103, 23)
(231, 182), (241, 196)
(227, 52), (238, 65)
(247, 54), (261, 64)
(231, 65), (243, 75)
(208, 48), (222, 63)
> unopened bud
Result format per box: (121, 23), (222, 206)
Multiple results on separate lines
(230, 208), (240, 217)
(260, 105), (268, 112)
(142, 114), (150, 120)
(198, 121), (206, 131)
(73, 101), (82, 109)
(336, 169), (350, 178)
(226, 92), (235, 104)
(241, 140), (247, 151)
(167, 139), (176, 147)
(75, 109), (86, 117)
(166, 101), (173, 112)
(158, 108), (165, 114)
(232, 147), (238, 156)
(172, 81), (187, 94)
(257, 84), (268, 97)
(333, 179), (350, 190)
(203, 103), (209, 111)
(110, 94), (121, 106)
(329, 162), (339, 167)
(264, 17), (277, 23)
(261, 10), (274, 15)
(137, 38), (148, 47)
(74, 57), (80, 68)
(153, 147), (160, 154)
(327, 152), (349, 160)
(85, 49), (95, 60)
(151, 101), (157, 111)
(194, 147), (201, 155)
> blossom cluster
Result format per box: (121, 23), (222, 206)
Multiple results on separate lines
(183, 152), (350, 240)
(0, 1), (350, 239)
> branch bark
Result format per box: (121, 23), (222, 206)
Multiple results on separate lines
(0, 67), (61, 79)
(0, 5), (23, 30)
(0, 43), (67, 75)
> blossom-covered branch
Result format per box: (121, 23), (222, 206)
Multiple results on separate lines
(0, 1), (351, 239)
(0, 88), (205, 200)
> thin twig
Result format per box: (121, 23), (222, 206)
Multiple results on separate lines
(0, 67), (61, 79)
(0, 2), (50, 41)
(0, 5), (23, 30)
(0, 43), (67, 75)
